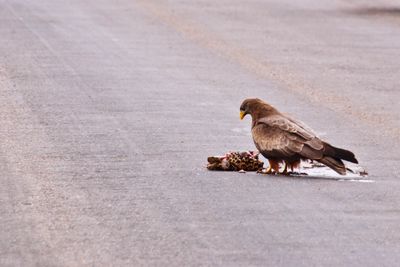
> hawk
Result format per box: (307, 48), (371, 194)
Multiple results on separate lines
(240, 98), (358, 175)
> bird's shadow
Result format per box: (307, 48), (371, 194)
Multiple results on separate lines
(256, 173), (353, 182)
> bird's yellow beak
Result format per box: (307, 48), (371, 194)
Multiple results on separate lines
(240, 110), (246, 120)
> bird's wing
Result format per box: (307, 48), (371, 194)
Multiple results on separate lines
(283, 113), (319, 137)
(253, 115), (324, 159)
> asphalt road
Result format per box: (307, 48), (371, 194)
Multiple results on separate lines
(1, 0), (400, 266)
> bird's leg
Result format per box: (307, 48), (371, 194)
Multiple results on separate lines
(259, 159), (280, 174)
(281, 162), (288, 175)
(266, 159), (280, 174)
(289, 160), (301, 175)
(264, 166), (272, 174)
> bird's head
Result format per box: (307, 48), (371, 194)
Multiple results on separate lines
(240, 98), (273, 120)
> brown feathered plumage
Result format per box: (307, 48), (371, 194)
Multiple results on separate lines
(240, 98), (358, 175)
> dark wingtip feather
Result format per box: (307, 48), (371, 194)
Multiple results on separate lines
(333, 146), (358, 164)
(323, 143), (358, 164)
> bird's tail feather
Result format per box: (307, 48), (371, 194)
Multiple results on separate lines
(323, 142), (358, 164)
(318, 156), (346, 175)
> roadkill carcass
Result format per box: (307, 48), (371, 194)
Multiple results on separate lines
(207, 151), (264, 172)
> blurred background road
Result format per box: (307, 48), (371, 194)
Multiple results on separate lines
(1, 0), (400, 266)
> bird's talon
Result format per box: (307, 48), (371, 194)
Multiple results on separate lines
(259, 167), (277, 175)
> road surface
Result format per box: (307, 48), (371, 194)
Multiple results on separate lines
(1, 0), (400, 266)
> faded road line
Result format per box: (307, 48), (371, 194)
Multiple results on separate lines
(136, 0), (400, 142)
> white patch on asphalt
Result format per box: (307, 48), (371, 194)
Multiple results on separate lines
(338, 179), (375, 183)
